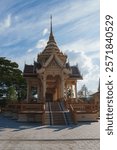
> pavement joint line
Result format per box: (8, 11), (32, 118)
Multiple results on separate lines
(0, 138), (100, 141)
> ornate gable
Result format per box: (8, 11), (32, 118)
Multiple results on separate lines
(44, 57), (62, 76)
(47, 58), (61, 69)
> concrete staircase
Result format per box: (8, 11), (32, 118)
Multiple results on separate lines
(44, 112), (51, 125)
(44, 103), (52, 125)
(44, 101), (72, 125)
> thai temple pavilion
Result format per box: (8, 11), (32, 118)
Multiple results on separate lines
(23, 17), (82, 103)
(3, 17), (99, 125)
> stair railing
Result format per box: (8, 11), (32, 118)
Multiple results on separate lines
(42, 103), (45, 125)
(69, 104), (77, 125)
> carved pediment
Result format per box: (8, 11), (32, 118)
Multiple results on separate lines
(48, 59), (61, 69)
(44, 54), (64, 69)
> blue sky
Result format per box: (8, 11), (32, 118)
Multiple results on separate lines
(0, 0), (100, 93)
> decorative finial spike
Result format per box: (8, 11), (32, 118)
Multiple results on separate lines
(50, 15), (52, 34)
(48, 15), (56, 43)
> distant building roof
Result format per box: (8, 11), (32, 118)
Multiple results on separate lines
(23, 64), (37, 77)
(70, 66), (82, 79)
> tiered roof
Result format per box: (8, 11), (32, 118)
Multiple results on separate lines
(23, 16), (82, 79)
(37, 16), (67, 65)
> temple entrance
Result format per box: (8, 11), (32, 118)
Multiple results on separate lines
(46, 75), (61, 101)
(46, 93), (53, 102)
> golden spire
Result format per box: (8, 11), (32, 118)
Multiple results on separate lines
(48, 15), (55, 43)
(50, 15), (53, 35)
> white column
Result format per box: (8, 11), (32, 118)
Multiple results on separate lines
(61, 76), (64, 98)
(75, 82), (77, 99)
(65, 82), (67, 98)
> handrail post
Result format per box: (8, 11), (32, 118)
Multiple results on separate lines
(42, 103), (45, 125)
(69, 104), (77, 125)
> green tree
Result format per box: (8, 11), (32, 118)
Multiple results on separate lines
(67, 88), (74, 98)
(0, 57), (22, 85)
(7, 86), (18, 102)
(0, 57), (26, 103)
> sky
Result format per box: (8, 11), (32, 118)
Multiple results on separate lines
(0, 0), (100, 93)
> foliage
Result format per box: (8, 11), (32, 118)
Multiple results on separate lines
(0, 57), (27, 103)
(0, 98), (7, 108)
(67, 88), (74, 98)
(7, 86), (18, 102)
(0, 57), (22, 86)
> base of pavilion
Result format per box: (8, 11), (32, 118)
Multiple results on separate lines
(3, 100), (99, 125)
(74, 112), (98, 122)
(18, 113), (43, 123)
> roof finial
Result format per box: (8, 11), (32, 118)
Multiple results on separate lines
(48, 15), (56, 43)
(50, 15), (53, 35)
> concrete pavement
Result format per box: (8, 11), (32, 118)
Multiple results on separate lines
(0, 114), (100, 150)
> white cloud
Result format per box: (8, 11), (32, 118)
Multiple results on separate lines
(79, 52), (93, 73)
(67, 51), (94, 74)
(4, 14), (11, 28)
(43, 28), (49, 36)
(27, 48), (33, 53)
(0, 14), (12, 32)
(48, 0), (99, 28)
(60, 39), (99, 53)
(66, 50), (99, 92)
(0, 0), (99, 41)
(79, 64), (100, 93)
(35, 39), (47, 49)
(26, 38), (47, 54)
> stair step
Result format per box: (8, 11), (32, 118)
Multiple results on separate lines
(44, 102), (72, 125)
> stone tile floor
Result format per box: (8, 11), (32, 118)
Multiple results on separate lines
(0, 114), (100, 150)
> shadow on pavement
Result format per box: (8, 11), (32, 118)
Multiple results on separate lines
(0, 113), (96, 132)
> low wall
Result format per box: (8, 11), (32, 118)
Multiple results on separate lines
(18, 113), (43, 123)
(75, 112), (98, 122)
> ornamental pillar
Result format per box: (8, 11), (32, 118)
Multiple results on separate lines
(75, 82), (77, 99)
(43, 75), (46, 102)
(27, 81), (31, 102)
(37, 85), (40, 102)
(61, 76), (64, 98)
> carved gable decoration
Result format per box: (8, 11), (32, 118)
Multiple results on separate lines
(48, 58), (61, 69)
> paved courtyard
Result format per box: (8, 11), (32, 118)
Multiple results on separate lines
(0, 114), (100, 150)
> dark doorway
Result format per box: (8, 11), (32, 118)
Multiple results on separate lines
(46, 93), (53, 102)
